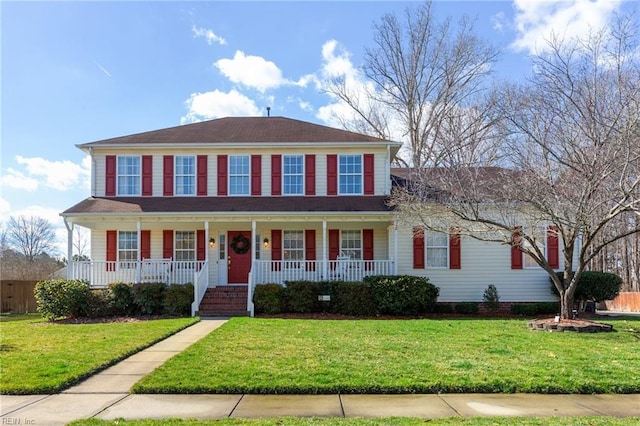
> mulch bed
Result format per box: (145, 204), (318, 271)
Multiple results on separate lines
(527, 317), (614, 332)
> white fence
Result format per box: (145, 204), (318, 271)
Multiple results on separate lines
(70, 260), (206, 287)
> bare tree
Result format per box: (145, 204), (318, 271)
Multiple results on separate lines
(392, 18), (640, 319)
(324, 0), (501, 168)
(73, 227), (90, 261)
(5, 215), (58, 262)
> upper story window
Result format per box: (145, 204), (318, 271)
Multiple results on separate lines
(339, 155), (362, 195)
(175, 231), (195, 262)
(117, 156), (140, 195)
(118, 231), (137, 269)
(425, 230), (448, 268)
(341, 230), (362, 259)
(175, 156), (196, 196)
(229, 155), (250, 195)
(283, 155), (303, 195)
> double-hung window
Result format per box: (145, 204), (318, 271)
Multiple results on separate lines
(229, 155), (250, 195)
(340, 230), (362, 259)
(117, 156), (140, 195)
(339, 155), (362, 194)
(175, 156), (196, 195)
(175, 231), (195, 263)
(118, 231), (137, 269)
(425, 230), (448, 268)
(283, 155), (303, 195)
(523, 227), (545, 268)
(283, 230), (304, 267)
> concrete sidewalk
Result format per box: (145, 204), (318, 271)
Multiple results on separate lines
(2, 319), (639, 425)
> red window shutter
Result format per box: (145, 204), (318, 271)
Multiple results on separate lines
(413, 227), (425, 269)
(196, 229), (206, 261)
(511, 226), (523, 270)
(141, 155), (153, 196)
(105, 156), (116, 196)
(327, 154), (337, 196)
(329, 229), (340, 261)
(271, 229), (282, 271)
(305, 155), (316, 196)
(449, 228), (461, 269)
(162, 230), (173, 259)
(141, 230), (151, 260)
(217, 155), (227, 196)
(251, 155), (262, 196)
(363, 154), (374, 195)
(305, 229), (316, 271)
(197, 155), (208, 196)
(271, 155), (281, 195)
(547, 225), (559, 269)
(163, 155), (174, 196)
(106, 230), (117, 271)
(363, 229), (374, 271)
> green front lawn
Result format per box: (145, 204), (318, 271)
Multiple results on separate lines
(0, 316), (198, 394)
(134, 318), (640, 394)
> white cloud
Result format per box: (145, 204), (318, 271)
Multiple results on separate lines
(321, 40), (356, 80)
(192, 25), (227, 45)
(0, 168), (39, 191)
(181, 89), (262, 123)
(215, 51), (288, 93)
(12, 155), (91, 191)
(0, 197), (10, 216)
(511, 0), (623, 54)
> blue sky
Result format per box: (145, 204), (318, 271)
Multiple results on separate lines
(0, 0), (631, 255)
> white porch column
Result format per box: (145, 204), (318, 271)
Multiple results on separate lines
(251, 220), (257, 265)
(64, 218), (73, 279)
(393, 224), (398, 274)
(322, 219), (327, 280)
(136, 220), (142, 283)
(205, 221), (210, 263)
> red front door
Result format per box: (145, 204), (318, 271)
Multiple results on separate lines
(227, 231), (252, 284)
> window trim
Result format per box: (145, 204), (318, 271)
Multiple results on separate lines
(174, 230), (196, 263)
(425, 230), (449, 269)
(282, 154), (304, 196)
(338, 154), (363, 195)
(174, 155), (196, 196)
(116, 155), (141, 196)
(228, 155), (250, 196)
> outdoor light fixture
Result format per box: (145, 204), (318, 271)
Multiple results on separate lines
(209, 237), (216, 248)
(263, 237), (269, 248)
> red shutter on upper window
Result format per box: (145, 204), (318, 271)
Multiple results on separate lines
(327, 154), (337, 196)
(271, 155), (281, 196)
(163, 155), (174, 196)
(106, 230), (117, 271)
(363, 154), (374, 195)
(305, 229), (316, 271)
(547, 225), (559, 269)
(163, 230), (174, 259)
(141, 230), (151, 260)
(217, 155), (227, 196)
(305, 155), (316, 196)
(251, 155), (262, 196)
(197, 155), (208, 196)
(449, 228), (461, 269)
(511, 226), (523, 270)
(105, 156), (116, 196)
(363, 229), (374, 271)
(141, 155), (153, 196)
(271, 229), (282, 271)
(196, 229), (206, 261)
(413, 227), (425, 269)
(329, 229), (340, 262)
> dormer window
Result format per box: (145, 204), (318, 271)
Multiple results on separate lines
(117, 156), (140, 195)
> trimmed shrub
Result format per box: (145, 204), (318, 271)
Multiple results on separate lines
(454, 302), (479, 315)
(34, 279), (93, 321)
(434, 303), (454, 314)
(330, 281), (376, 316)
(510, 303), (538, 317)
(551, 271), (623, 303)
(108, 282), (135, 315)
(365, 275), (439, 315)
(163, 283), (194, 316)
(85, 289), (114, 318)
(132, 282), (166, 315)
(483, 285), (500, 312)
(253, 284), (285, 314)
(284, 280), (320, 313)
(534, 302), (560, 315)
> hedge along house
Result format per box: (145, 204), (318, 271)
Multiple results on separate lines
(61, 116), (560, 316)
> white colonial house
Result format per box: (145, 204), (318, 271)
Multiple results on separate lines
(61, 117), (560, 316)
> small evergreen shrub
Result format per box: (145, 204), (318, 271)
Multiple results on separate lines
(34, 279), (93, 321)
(132, 282), (166, 315)
(284, 280), (320, 313)
(108, 282), (135, 315)
(454, 302), (479, 315)
(534, 302), (560, 315)
(510, 303), (539, 316)
(163, 283), (194, 316)
(434, 303), (454, 314)
(253, 284), (285, 314)
(551, 271), (623, 303)
(84, 289), (114, 318)
(483, 285), (500, 312)
(330, 281), (376, 316)
(366, 275), (439, 315)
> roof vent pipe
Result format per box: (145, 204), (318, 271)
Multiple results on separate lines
(266, 106), (271, 117)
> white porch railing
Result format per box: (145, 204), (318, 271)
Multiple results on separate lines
(192, 260), (209, 316)
(252, 259), (395, 285)
(69, 260), (206, 287)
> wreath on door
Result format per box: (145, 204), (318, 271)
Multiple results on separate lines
(230, 233), (251, 255)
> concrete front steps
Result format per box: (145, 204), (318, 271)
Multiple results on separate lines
(197, 285), (249, 317)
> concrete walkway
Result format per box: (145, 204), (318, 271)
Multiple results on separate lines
(2, 319), (640, 425)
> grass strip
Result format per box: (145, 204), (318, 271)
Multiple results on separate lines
(134, 317), (640, 394)
(0, 316), (198, 394)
